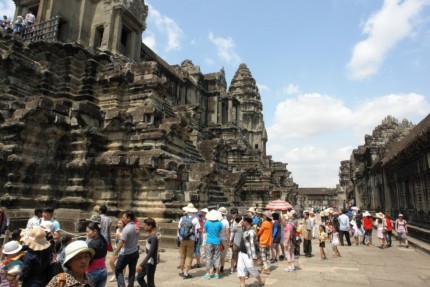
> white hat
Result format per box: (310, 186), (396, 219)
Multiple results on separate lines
(263, 210), (273, 220)
(40, 221), (54, 232)
(206, 210), (222, 221)
(375, 212), (385, 219)
(2, 241), (22, 255)
(398, 214), (404, 217)
(182, 203), (198, 213)
(218, 207), (228, 215)
(63, 240), (95, 266)
(200, 208), (209, 213)
(363, 211), (371, 217)
(283, 212), (293, 221)
(248, 207), (256, 213)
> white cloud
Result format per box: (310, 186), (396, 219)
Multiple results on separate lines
(268, 93), (352, 140)
(283, 84), (301, 95)
(146, 4), (183, 52)
(0, 0), (15, 19)
(208, 32), (241, 65)
(257, 83), (270, 93)
(267, 91), (430, 187)
(347, 0), (430, 80)
(142, 31), (156, 50)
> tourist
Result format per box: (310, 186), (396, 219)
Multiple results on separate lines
(0, 241), (24, 287)
(177, 203), (200, 279)
(303, 211), (313, 257)
(192, 209), (205, 268)
(0, 208), (8, 235)
(283, 212), (296, 272)
(41, 207), (61, 241)
(46, 240), (95, 287)
(258, 211), (273, 274)
(338, 209), (351, 246)
(331, 225), (341, 258)
(350, 219), (363, 246)
(237, 215), (265, 287)
(395, 214), (409, 248)
(202, 209), (223, 280)
(13, 16), (24, 34)
(25, 11), (35, 26)
(384, 214), (393, 247)
(217, 207), (230, 274)
(362, 211), (373, 246)
(26, 207), (42, 229)
(319, 224), (328, 260)
(270, 212), (281, 263)
(309, 211), (317, 239)
(137, 218), (159, 287)
(98, 205), (112, 249)
(86, 221), (108, 287)
(109, 219), (124, 282)
(375, 214), (386, 249)
(113, 210), (139, 287)
(248, 207), (258, 225)
(20, 227), (52, 287)
(230, 214), (243, 274)
(198, 207), (208, 264)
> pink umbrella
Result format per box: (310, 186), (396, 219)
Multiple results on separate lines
(266, 199), (293, 211)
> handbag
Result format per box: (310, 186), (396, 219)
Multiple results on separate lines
(219, 243), (225, 251)
(107, 243), (113, 252)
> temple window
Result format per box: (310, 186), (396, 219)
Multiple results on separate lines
(120, 25), (132, 57)
(94, 25), (104, 48)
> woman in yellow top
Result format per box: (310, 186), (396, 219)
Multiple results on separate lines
(319, 225), (328, 260)
(257, 211), (273, 274)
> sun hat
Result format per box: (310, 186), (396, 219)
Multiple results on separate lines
(255, 208), (263, 214)
(2, 241), (22, 255)
(2, 260), (23, 275)
(398, 214), (403, 217)
(283, 212), (293, 221)
(24, 227), (51, 251)
(40, 220), (54, 232)
(375, 212), (384, 219)
(218, 207), (228, 215)
(200, 208), (209, 213)
(248, 207), (256, 213)
(89, 214), (101, 223)
(363, 211), (371, 217)
(182, 203), (198, 213)
(63, 240), (95, 266)
(206, 209), (222, 221)
(263, 210), (273, 220)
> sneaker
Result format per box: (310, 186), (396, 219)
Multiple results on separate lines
(214, 273), (220, 279)
(183, 274), (193, 279)
(202, 274), (211, 280)
(283, 267), (294, 272)
(108, 276), (116, 282)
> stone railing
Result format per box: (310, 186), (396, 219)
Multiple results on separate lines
(22, 16), (61, 42)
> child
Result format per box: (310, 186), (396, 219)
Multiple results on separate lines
(109, 219), (125, 282)
(137, 218), (159, 287)
(376, 218), (386, 249)
(332, 226), (341, 257)
(0, 241), (24, 287)
(319, 225), (327, 260)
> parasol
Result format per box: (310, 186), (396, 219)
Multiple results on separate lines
(265, 199), (293, 211)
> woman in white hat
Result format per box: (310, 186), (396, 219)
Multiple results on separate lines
(202, 209), (223, 280)
(395, 214), (409, 248)
(20, 227), (52, 287)
(46, 240), (95, 287)
(0, 241), (23, 287)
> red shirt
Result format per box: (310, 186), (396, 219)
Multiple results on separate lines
(385, 218), (392, 231)
(363, 217), (373, 230)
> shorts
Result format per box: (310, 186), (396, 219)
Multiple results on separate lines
(319, 241), (325, 248)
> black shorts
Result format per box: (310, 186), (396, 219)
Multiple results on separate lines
(319, 241), (325, 248)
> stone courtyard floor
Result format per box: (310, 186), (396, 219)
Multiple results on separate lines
(105, 234), (430, 287)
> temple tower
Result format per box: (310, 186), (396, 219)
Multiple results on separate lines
(13, 0), (148, 61)
(229, 64), (267, 155)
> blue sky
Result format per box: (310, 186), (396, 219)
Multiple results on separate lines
(2, 0), (430, 188)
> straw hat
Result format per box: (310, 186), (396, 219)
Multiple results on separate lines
(375, 212), (384, 219)
(182, 203), (198, 213)
(24, 227), (51, 251)
(218, 207), (228, 215)
(263, 210), (273, 220)
(248, 207), (256, 213)
(63, 240), (95, 266)
(206, 210), (222, 221)
(200, 208), (209, 213)
(2, 241), (22, 255)
(255, 208), (263, 214)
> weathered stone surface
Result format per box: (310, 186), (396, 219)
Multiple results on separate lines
(1, 1), (297, 229)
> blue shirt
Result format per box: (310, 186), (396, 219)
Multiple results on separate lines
(204, 220), (223, 244)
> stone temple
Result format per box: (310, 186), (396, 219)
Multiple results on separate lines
(0, 0), (298, 227)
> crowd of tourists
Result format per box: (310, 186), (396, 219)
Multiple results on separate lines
(0, 11), (36, 36)
(0, 203), (412, 287)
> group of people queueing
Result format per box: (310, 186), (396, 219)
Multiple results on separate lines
(0, 206), (160, 287)
(175, 203), (303, 287)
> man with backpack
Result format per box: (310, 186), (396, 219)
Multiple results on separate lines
(177, 203), (200, 279)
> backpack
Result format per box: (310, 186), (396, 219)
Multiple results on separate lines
(288, 223), (300, 246)
(178, 216), (194, 240)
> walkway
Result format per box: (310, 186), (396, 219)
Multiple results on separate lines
(106, 234), (430, 287)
